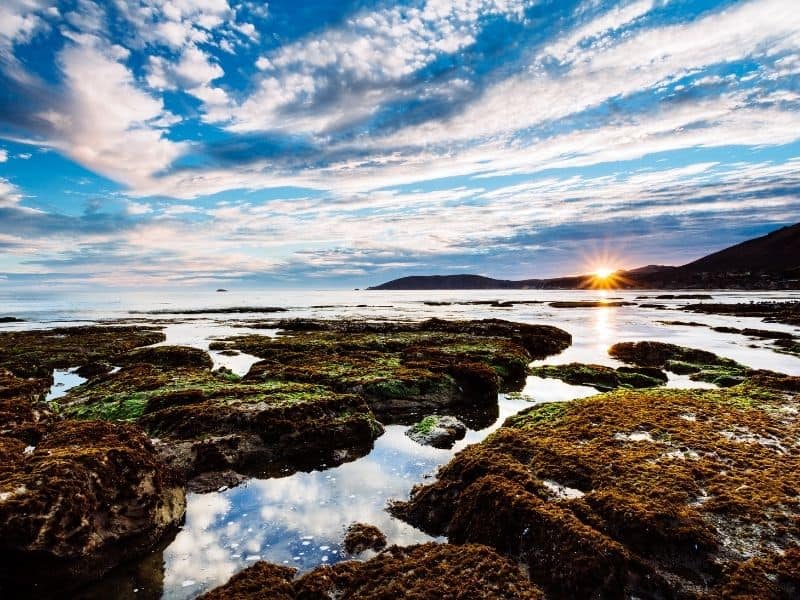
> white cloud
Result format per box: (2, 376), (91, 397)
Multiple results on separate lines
(126, 200), (154, 215)
(0, 149), (7, 162)
(0, 177), (23, 207)
(41, 35), (187, 189)
(0, 0), (55, 52)
(380, 0), (800, 146)
(227, 0), (534, 134)
(543, 0), (655, 62)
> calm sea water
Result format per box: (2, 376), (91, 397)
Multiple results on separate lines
(3, 288), (800, 599)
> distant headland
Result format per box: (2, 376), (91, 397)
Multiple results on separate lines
(369, 223), (800, 291)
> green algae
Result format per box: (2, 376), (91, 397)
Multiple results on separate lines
(409, 415), (441, 436)
(529, 363), (665, 391)
(394, 383), (800, 599)
(609, 340), (800, 393)
(505, 402), (568, 429)
(67, 393), (149, 422)
(0, 326), (165, 379)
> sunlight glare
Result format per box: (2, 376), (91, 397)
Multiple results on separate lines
(593, 267), (616, 279)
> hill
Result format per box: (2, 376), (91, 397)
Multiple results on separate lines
(368, 223), (800, 290)
(680, 223), (800, 273)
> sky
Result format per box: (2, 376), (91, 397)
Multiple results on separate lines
(0, 0), (799, 290)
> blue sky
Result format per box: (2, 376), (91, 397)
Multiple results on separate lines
(0, 0), (798, 289)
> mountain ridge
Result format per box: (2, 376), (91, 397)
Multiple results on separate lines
(368, 223), (800, 290)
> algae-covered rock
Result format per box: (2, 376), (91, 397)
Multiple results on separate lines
(342, 522), (387, 554)
(57, 319), (571, 489)
(217, 318), (570, 420)
(392, 385), (800, 599)
(264, 317), (572, 360)
(0, 326), (165, 379)
(0, 368), (51, 433)
(549, 300), (635, 308)
(609, 341), (800, 390)
(75, 361), (114, 379)
(199, 561), (296, 600)
(60, 364), (383, 489)
(120, 345), (214, 369)
(530, 362), (667, 391)
(683, 301), (800, 326)
(0, 419), (185, 596)
(200, 543), (544, 599)
(610, 341), (749, 386)
(406, 414), (467, 449)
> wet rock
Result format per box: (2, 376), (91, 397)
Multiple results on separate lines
(120, 345), (213, 369)
(75, 361), (114, 379)
(392, 385), (800, 598)
(406, 414), (467, 449)
(0, 419), (185, 596)
(342, 522), (387, 554)
(549, 301), (635, 308)
(218, 318), (570, 421)
(683, 301), (800, 326)
(200, 561), (296, 600)
(131, 306), (286, 315)
(201, 543), (543, 599)
(0, 317), (24, 323)
(60, 364), (383, 486)
(186, 469), (248, 494)
(530, 363), (667, 391)
(609, 341), (800, 391)
(0, 326), (165, 379)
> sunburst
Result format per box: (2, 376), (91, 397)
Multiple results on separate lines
(574, 245), (632, 290)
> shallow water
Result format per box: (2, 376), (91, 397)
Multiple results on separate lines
(3, 288), (799, 598)
(46, 368), (87, 400)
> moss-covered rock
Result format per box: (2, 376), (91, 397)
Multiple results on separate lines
(406, 414), (467, 449)
(200, 543), (544, 599)
(609, 341), (800, 390)
(530, 363), (667, 391)
(0, 420), (185, 596)
(682, 301), (800, 326)
(119, 345), (214, 369)
(392, 385), (800, 599)
(60, 364), (383, 490)
(342, 522), (387, 555)
(0, 326), (165, 380)
(217, 318), (570, 420)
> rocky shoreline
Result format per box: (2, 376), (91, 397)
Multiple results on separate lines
(390, 365), (800, 598)
(0, 317), (570, 595)
(1, 306), (798, 598)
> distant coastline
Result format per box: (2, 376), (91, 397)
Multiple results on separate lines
(369, 223), (800, 291)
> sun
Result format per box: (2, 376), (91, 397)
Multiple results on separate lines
(593, 267), (616, 280)
(575, 245), (631, 289)
(581, 264), (631, 290)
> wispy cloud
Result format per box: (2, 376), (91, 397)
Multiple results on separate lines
(0, 0), (798, 286)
